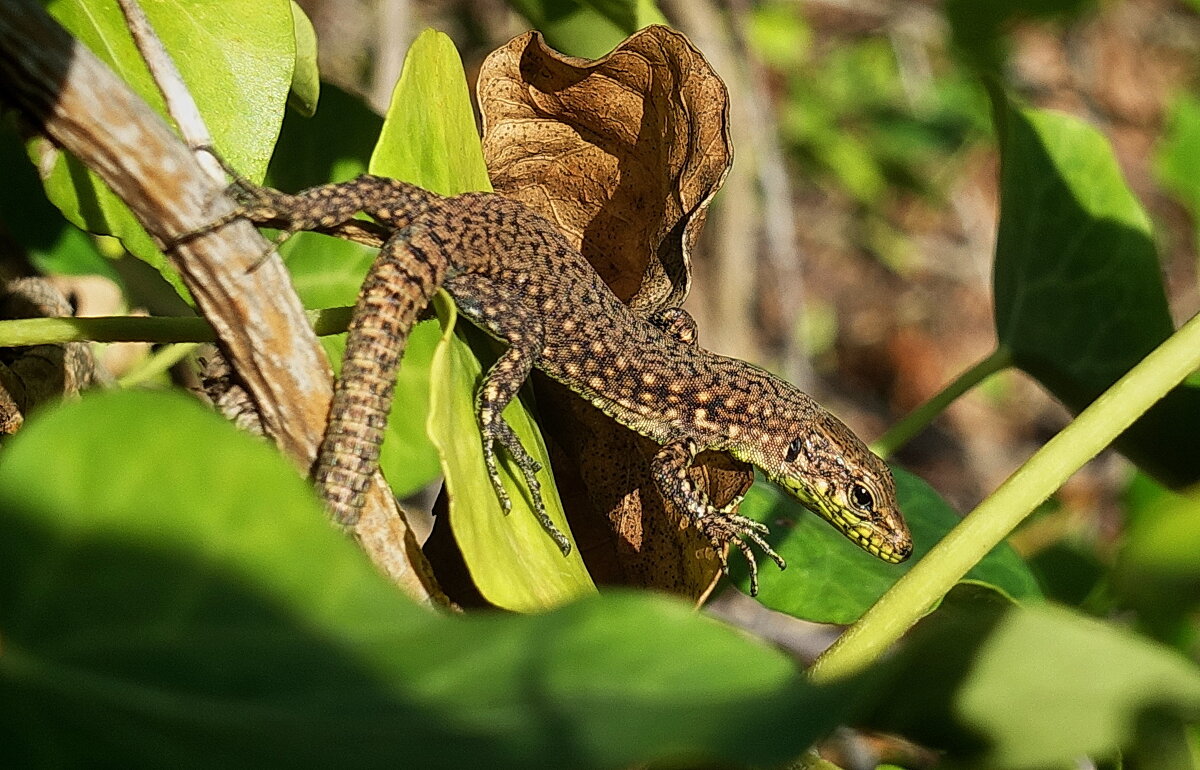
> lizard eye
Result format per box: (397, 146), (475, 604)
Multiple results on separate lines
(849, 483), (874, 512)
(784, 437), (805, 464)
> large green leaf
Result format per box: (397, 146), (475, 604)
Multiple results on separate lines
(869, 589), (1200, 767)
(733, 469), (1041, 623)
(992, 92), (1200, 487)
(369, 29), (491, 197)
(0, 390), (859, 767)
(39, 0), (296, 298)
(368, 30), (590, 608)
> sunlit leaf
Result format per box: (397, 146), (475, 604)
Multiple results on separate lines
(992, 92), (1200, 487)
(427, 296), (594, 610)
(370, 29), (490, 197)
(40, 0), (295, 298)
(871, 590), (1200, 767)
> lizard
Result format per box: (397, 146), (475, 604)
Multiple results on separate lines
(210, 171), (914, 594)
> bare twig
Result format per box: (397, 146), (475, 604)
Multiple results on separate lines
(113, 0), (222, 181)
(0, 0), (447, 606)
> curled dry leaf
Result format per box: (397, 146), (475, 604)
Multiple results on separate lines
(478, 25), (731, 311)
(476, 27), (746, 601)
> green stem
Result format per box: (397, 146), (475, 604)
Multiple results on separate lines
(811, 309), (1200, 683)
(117, 342), (200, 388)
(0, 306), (354, 346)
(872, 347), (1012, 459)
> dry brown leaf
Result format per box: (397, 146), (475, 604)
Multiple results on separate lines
(537, 378), (751, 602)
(478, 25), (731, 312)
(476, 27), (747, 602)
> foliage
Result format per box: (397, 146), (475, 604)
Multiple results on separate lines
(2, 0), (1200, 767)
(734, 470), (1040, 623)
(991, 89), (1200, 485)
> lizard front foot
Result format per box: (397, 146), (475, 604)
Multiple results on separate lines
(652, 438), (787, 596)
(694, 508), (787, 597)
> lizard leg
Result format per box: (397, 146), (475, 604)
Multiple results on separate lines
(443, 275), (572, 556)
(646, 309), (785, 594)
(650, 437), (786, 596)
(174, 174), (438, 248)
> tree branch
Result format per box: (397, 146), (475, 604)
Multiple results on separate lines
(0, 0), (447, 607)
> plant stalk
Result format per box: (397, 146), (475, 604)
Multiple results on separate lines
(872, 347), (1012, 459)
(0, 306), (354, 346)
(811, 309), (1200, 682)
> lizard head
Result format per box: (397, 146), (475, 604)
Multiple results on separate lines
(766, 412), (912, 564)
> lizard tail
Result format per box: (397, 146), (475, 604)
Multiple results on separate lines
(315, 224), (447, 526)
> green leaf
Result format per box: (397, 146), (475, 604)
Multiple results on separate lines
(370, 29), (491, 197)
(871, 591), (1200, 767)
(367, 30), (589, 607)
(428, 296), (594, 610)
(733, 469), (1041, 624)
(286, 1), (320, 117)
(991, 91), (1200, 487)
(40, 0), (296, 298)
(0, 390), (855, 768)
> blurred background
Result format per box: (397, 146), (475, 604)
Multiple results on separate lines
(294, 0), (1199, 566)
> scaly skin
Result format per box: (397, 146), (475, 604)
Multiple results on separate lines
(224, 174), (913, 593)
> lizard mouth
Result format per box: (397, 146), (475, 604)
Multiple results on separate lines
(849, 523), (912, 563)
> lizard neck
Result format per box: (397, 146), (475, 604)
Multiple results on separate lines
(538, 317), (814, 473)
